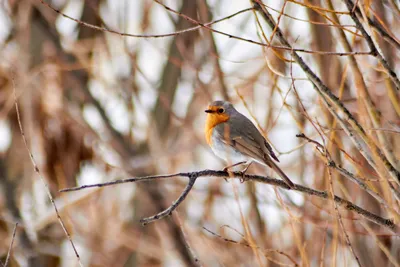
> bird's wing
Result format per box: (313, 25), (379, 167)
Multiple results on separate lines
(262, 139), (279, 162)
(233, 114), (280, 162)
(214, 122), (272, 164)
(231, 136), (267, 163)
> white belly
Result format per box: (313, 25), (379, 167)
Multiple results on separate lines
(211, 132), (251, 164)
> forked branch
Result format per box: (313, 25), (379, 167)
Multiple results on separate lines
(60, 169), (398, 233)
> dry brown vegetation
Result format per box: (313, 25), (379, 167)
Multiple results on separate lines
(0, 0), (399, 266)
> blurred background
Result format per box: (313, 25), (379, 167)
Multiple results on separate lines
(0, 0), (399, 266)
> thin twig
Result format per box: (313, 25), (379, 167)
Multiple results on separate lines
(262, 1), (362, 38)
(286, 0), (349, 14)
(152, 0), (371, 56)
(298, 132), (397, 265)
(4, 223), (18, 267)
(264, 3), (356, 28)
(326, 169), (362, 267)
(297, 133), (396, 214)
(174, 211), (202, 266)
(140, 175), (198, 225)
(342, 0), (400, 90)
(296, 133), (325, 152)
(361, 9), (400, 50)
(328, 161), (397, 213)
(60, 169), (398, 232)
(12, 77), (83, 267)
(326, 0), (399, 182)
(38, 0), (253, 40)
(203, 227), (299, 266)
(39, 0), (372, 56)
(327, 161), (362, 267)
(298, 121), (362, 265)
(252, 0), (400, 189)
(60, 172), (186, 192)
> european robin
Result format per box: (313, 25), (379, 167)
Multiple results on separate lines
(205, 100), (294, 188)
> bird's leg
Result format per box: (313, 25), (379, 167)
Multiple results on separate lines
(239, 162), (252, 183)
(222, 161), (247, 182)
(223, 161), (247, 172)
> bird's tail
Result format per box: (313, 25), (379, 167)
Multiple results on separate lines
(268, 160), (295, 188)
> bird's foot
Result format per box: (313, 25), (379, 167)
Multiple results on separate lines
(222, 167), (230, 182)
(239, 171), (248, 183)
(223, 161), (246, 182)
(239, 162), (252, 183)
(223, 161), (247, 172)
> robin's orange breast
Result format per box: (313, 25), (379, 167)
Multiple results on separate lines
(205, 113), (229, 146)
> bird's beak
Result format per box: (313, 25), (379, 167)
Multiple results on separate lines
(205, 109), (213, 113)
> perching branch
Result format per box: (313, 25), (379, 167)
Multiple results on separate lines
(60, 169), (398, 233)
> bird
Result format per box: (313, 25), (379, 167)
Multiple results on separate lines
(204, 100), (294, 188)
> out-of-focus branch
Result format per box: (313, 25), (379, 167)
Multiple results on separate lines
(38, 0), (252, 40)
(251, 0), (400, 189)
(148, 2), (201, 266)
(297, 133), (399, 216)
(12, 78), (83, 267)
(152, 1), (198, 134)
(326, 0), (398, 172)
(3, 223), (18, 267)
(60, 169), (398, 233)
(203, 227), (299, 266)
(201, 1), (230, 101)
(39, 0), (373, 56)
(328, 162), (396, 213)
(353, 4), (400, 50)
(152, 0), (372, 56)
(342, 0), (400, 91)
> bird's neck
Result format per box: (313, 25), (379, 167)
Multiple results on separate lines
(205, 114), (229, 145)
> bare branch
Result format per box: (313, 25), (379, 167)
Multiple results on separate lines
(60, 173), (186, 192)
(12, 77), (83, 267)
(38, 0), (252, 39)
(252, 0), (400, 188)
(140, 175), (198, 225)
(328, 161), (397, 212)
(4, 223), (18, 267)
(342, 0), (400, 90)
(297, 133), (397, 214)
(360, 10), (400, 50)
(203, 227), (299, 266)
(60, 169), (398, 232)
(153, 0), (372, 56)
(38, 0), (373, 57)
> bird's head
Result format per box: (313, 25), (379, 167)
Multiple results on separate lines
(205, 100), (236, 122)
(204, 100), (236, 130)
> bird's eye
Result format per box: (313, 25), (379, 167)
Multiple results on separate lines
(217, 108), (224, 114)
